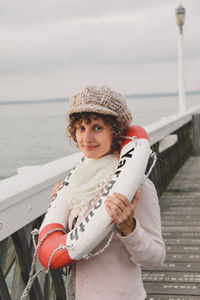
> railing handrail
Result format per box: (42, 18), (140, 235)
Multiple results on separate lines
(0, 152), (82, 241)
(0, 152), (82, 208)
(146, 104), (200, 145)
(0, 104), (200, 241)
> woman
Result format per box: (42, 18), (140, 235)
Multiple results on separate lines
(52, 85), (166, 300)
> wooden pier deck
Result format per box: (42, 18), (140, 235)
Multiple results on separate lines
(143, 156), (200, 300)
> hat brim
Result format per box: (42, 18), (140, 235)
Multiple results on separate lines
(68, 104), (118, 117)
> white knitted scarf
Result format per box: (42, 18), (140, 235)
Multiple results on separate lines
(67, 154), (119, 216)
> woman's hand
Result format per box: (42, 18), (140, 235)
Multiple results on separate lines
(51, 180), (64, 198)
(105, 190), (140, 236)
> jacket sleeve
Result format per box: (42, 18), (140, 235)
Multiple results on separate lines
(117, 179), (166, 269)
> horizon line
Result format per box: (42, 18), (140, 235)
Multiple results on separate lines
(0, 90), (200, 105)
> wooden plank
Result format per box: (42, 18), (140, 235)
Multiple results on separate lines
(161, 207), (200, 212)
(162, 226), (200, 233)
(44, 273), (50, 300)
(147, 261), (200, 272)
(167, 185), (200, 191)
(161, 192), (200, 198)
(164, 238), (200, 246)
(146, 295), (200, 300)
(168, 184), (200, 192)
(11, 228), (44, 300)
(162, 191), (200, 197)
(0, 265), (11, 300)
(162, 232), (200, 238)
(11, 260), (27, 300)
(0, 238), (8, 273)
(50, 269), (66, 300)
(0, 238), (15, 277)
(142, 271), (200, 283)
(160, 200), (200, 207)
(161, 215), (200, 221)
(166, 245), (200, 254)
(166, 253), (200, 262)
(161, 211), (200, 216)
(169, 183), (200, 189)
(162, 220), (200, 226)
(167, 185), (200, 192)
(144, 282), (200, 296)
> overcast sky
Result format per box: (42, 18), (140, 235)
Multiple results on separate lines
(0, 0), (199, 101)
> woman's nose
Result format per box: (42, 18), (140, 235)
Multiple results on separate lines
(83, 129), (93, 143)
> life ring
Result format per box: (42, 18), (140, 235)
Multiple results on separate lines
(38, 125), (151, 269)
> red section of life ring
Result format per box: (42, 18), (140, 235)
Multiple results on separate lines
(122, 125), (149, 147)
(38, 223), (76, 269)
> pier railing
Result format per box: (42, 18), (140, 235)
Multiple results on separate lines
(147, 109), (198, 196)
(0, 106), (200, 300)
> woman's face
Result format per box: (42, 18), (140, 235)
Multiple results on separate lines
(75, 117), (113, 159)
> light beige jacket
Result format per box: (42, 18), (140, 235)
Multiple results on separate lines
(67, 179), (166, 300)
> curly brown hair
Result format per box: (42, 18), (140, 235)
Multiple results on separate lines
(67, 112), (129, 155)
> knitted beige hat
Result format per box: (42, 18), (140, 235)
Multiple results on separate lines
(68, 85), (132, 126)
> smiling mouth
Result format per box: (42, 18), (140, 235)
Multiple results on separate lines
(84, 145), (98, 150)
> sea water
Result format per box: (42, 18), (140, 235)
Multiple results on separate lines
(0, 93), (199, 179)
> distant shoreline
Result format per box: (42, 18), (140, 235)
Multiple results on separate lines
(0, 90), (200, 105)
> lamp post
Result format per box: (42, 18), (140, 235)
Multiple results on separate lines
(175, 4), (186, 114)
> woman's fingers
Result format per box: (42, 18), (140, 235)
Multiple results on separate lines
(106, 192), (136, 216)
(51, 180), (64, 198)
(105, 205), (118, 222)
(105, 190), (140, 235)
(132, 190), (140, 208)
(106, 196), (132, 219)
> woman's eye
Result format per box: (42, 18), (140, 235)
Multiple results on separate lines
(77, 126), (85, 131)
(94, 126), (102, 131)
